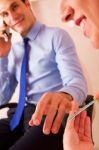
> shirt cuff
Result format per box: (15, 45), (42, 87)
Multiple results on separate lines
(59, 86), (87, 104)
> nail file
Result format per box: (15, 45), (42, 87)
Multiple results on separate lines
(68, 100), (96, 121)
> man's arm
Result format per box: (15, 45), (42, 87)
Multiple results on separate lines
(29, 28), (88, 135)
(0, 20), (17, 105)
(53, 28), (87, 104)
(0, 57), (17, 105)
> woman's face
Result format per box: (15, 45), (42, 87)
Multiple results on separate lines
(59, 0), (99, 49)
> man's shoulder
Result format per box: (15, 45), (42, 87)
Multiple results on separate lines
(39, 23), (72, 43)
(41, 23), (68, 35)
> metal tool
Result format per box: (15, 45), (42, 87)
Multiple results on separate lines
(68, 99), (97, 121)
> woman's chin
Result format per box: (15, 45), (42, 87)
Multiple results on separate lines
(91, 39), (99, 49)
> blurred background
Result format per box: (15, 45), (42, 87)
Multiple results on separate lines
(0, 0), (99, 149)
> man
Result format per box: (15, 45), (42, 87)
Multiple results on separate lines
(0, 0), (87, 149)
(59, 0), (99, 149)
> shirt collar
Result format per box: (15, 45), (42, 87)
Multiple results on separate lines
(25, 21), (42, 41)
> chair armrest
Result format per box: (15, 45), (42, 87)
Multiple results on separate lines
(0, 103), (17, 109)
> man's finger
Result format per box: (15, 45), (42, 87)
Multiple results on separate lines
(43, 106), (57, 134)
(51, 104), (66, 134)
(29, 100), (47, 126)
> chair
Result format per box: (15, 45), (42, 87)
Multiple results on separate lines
(0, 102), (17, 118)
(0, 103), (17, 109)
(81, 94), (94, 143)
(81, 94), (94, 122)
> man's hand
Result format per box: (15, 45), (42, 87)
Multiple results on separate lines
(29, 92), (72, 134)
(0, 20), (11, 57)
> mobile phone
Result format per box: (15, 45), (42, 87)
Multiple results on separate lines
(3, 28), (10, 42)
(3, 21), (10, 42)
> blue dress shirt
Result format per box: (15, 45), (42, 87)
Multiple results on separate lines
(0, 21), (87, 105)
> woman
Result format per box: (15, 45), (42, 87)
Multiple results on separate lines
(63, 95), (99, 150)
(59, 0), (99, 49)
(63, 103), (94, 150)
(59, 0), (99, 149)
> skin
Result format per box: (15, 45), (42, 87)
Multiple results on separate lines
(59, 0), (99, 49)
(63, 95), (99, 150)
(0, 0), (36, 56)
(63, 109), (94, 150)
(0, 0), (73, 135)
(29, 92), (72, 135)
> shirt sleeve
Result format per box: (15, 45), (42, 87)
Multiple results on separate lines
(53, 28), (88, 104)
(0, 57), (17, 106)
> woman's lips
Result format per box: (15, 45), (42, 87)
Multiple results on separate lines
(75, 16), (86, 26)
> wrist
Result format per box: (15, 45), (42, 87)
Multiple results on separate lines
(60, 92), (73, 101)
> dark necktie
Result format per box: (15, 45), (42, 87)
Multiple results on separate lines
(10, 38), (29, 130)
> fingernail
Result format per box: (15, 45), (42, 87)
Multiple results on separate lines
(29, 120), (33, 126)
(34, 119), (40, 125)
(44, 128), (50, 135)
(52, 127), (58, 134)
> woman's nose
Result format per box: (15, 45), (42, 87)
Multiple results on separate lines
(60, 6), (74, 22)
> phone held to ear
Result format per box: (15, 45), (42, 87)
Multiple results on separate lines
(3, 28), (10, 42)
(3, 21), (10, 42)
(0, 17), (10, 42)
